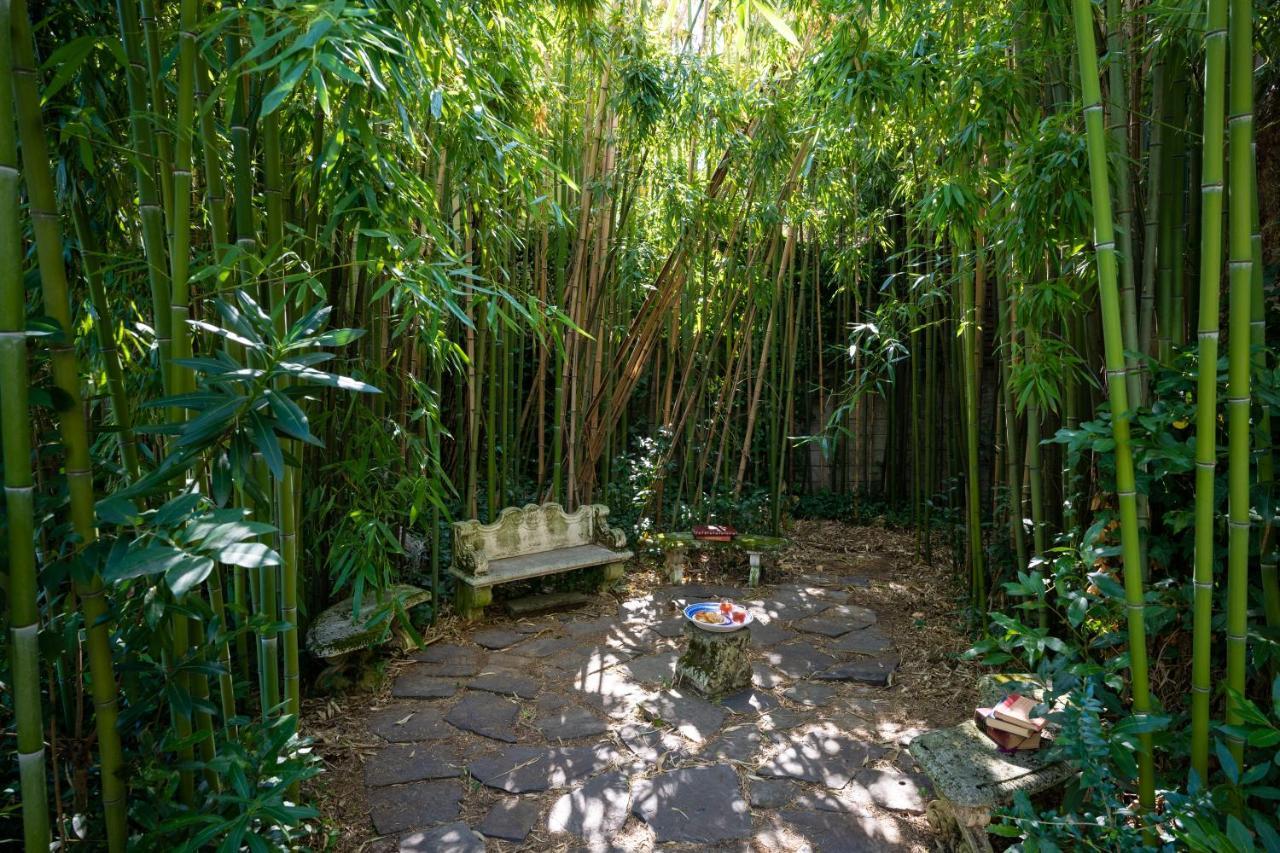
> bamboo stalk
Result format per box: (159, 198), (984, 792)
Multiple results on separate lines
(1070, 0), (1155, 811)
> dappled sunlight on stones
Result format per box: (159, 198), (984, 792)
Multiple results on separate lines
(397, 820), (485, 853)
(444, 692), (521, 742)
(629, 765), (751, 843)
(467, 743), (618, 793)
(639, 688), (727, 743)
(477, 797), (539, 842)
(547, 769), (631, 841)
(757, 724), (880, 789)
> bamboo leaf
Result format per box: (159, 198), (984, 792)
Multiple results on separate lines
(165, 556), (215, 598)
(213, 542), (281, 569)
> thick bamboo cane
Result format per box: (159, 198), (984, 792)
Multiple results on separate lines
(1070, 0), (1155, 811)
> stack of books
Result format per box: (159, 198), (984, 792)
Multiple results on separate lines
(974, 693), (1045, 753)
(692, 524), (737, 542)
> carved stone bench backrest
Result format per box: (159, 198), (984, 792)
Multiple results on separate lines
(451, 503), (624, 570)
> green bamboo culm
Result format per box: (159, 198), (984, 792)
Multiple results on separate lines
(1069, 0), (1156, 813)
(1189, 0), (1228, 784)
(1223, 0), (1254, 765)
(0, 0), (50, 845)
(10, 0), (129, 845)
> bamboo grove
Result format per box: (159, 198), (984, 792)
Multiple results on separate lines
(0, 0), (1277, 847)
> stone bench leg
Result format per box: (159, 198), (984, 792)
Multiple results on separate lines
(745, 551), (764, 587)
(925, 799), (994, 853)
(455, 582), (492, 622)
(665, 548), (689, 584)
(596, 561), (626, 592)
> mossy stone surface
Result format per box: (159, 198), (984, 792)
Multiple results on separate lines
(306, 583), (430, 660)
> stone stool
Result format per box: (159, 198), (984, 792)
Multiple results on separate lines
(674, 622), (752, 699)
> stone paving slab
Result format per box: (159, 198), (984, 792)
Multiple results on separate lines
(622, 650), (679, 684)
(794, 605), (877, 638)
(478, 797), (540, 842)
(365, 743), (463, 786)
(749, 777), (799, 809)
(409, 643), (486, 677)
(640, 689), (726, 743)
(617, 723), (689, 765)
(468, 744), (618, 793)
(367, 705), (452, 742)
(782, 682), (837, 707)
(472, 627), (525, 650)
(630, 765), (751, 843)
(445, 692), (521, 742)
(468, 668), (541, 699)
(764, 643), (837, 679)
(508, 636), (577, 659)
(814, 655), (899, 687)
(776, 809), (884, 852)
(831, 626), (894, 654)
(757, 726), (879, 789)
(398, 821), (485, 853)
(547, 769), (630, 840)
(721, 687), (782, 715)
(536, 707), (609, 740)
(391, 666), (460, 699)
(368, 779), (463, 834)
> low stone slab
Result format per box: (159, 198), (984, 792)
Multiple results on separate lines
(782, 682), (837, 707)
(408, 643), (485, 677)
(468, 744), (617, 793)
(368, 779), (463, 835)
(814, 655), (899, 687)
(831, 627), (894, 654)
(468, 668), (540, 699)
(641, 689), (726, 743)
(367, 706), (452, 742)
(749, 777), (798, 809)
(757, 727), (877, 789)
(398, 821), (485, 853)
(307, 584), (430, 660)
(764, 643), (837, 680)
(445, 692), (520, 742)
(365, 744), (462, 786)
(547, 770), (631, 840)
(630, 765), (751, 843)
(472, 627), (525, 650)
(392, 667), (460, 699)
(908, 720), (1074, 810)
(506, 591), (593, 616)
(478, 797), (539, 843)
(536, 707), (608, 741)
(776, 809), (882, 852)
(794, 605), (877, 638)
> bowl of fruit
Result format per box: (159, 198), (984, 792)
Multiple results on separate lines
(683, 599), (753, 632)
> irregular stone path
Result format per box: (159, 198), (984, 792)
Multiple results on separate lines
(360, 556), (931, 851)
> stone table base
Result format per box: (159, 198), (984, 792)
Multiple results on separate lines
(675, 622), (752, 699)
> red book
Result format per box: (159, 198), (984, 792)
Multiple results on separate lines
(974, 708), (1042, 752)
(693, 525), (738, 542)
(992, 694), (1046, 732)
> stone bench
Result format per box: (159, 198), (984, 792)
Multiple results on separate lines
(907, 675), (1076, 852)
(651, 532), (787, 586)
(450, 503), (633, 620)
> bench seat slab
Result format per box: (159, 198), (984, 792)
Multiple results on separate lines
(452, 544), (633, 588)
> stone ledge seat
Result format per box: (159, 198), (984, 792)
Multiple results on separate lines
(907, 675), (1076, 853)
(450, 503), (632, 620)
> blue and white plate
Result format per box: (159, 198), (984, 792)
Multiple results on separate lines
(683, 601), (754, 632)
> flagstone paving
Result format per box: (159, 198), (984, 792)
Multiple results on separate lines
(354, 549), (936, 851)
